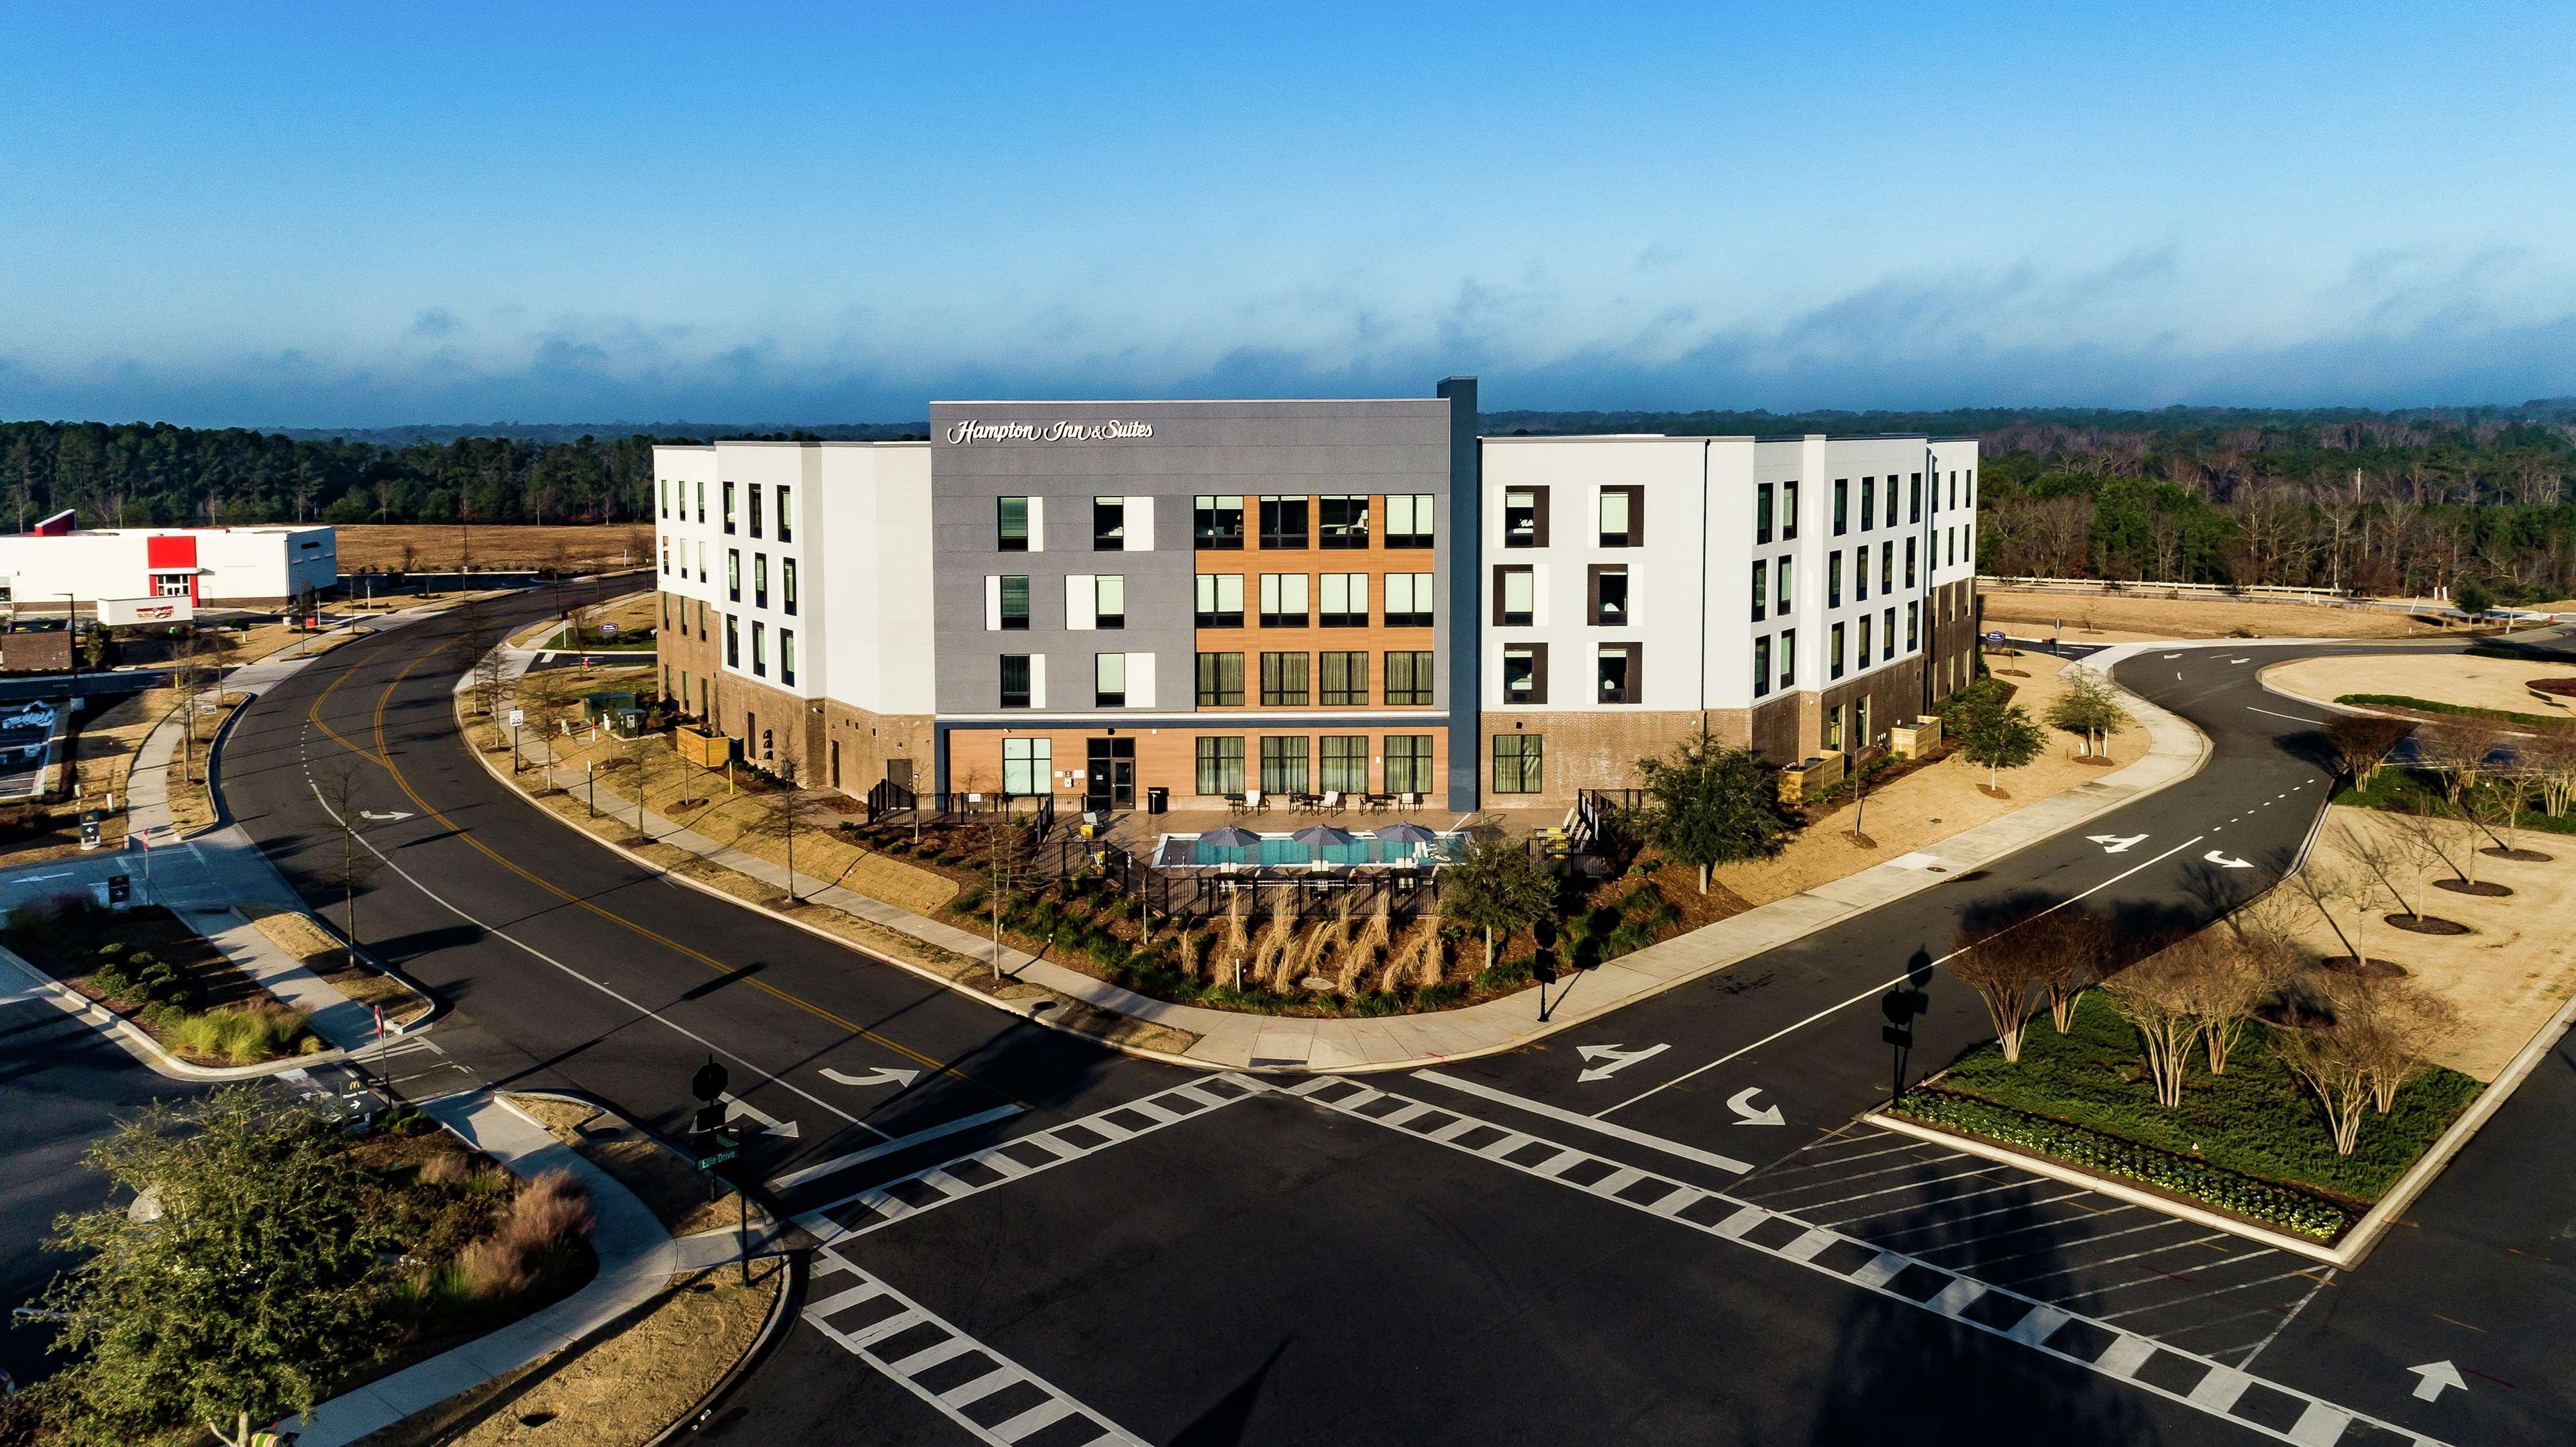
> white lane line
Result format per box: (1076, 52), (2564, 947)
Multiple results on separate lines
(1868, 1188), (2102, 1241)
(1741, 1153), (1977, 1202)
(2236, 1268), (2337, 1369)
(1597, 833), (2208, 1120)
(768, 1104), (1027, 1192)
(1755, 1138), (1935, 1174)
(2096, 1268), (2318, 1323)
(2247, 706), (2327, 725)
(1410, 1069), (1753, 1173)
(1819, 1177), (2043, 1229)
(1761, 1163), (2002, 1213)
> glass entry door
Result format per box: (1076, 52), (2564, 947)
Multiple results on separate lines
(1084, 737), (1135, 810)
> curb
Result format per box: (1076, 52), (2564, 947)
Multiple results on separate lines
(643, 1249), (801, 1446)
(0, 941), (350, 1082)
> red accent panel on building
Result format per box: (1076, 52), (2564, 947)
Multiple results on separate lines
(146, 534), (199, 602)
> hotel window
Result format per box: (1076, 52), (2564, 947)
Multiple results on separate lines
(1967, 522), (1975, 564)
(1949, 471), (1959, 510)
(660, 541), (668, 575)
(1492, 734), (1543, 795)
(1883, 607), (1896, 660)
(780, 629), (796, 686)
(1776, 555), (1794, 614)
(1320, 573), (1368, 627)
(1095, 652), (1126, 708)
(1384, 572), (1435, 627)
(1828, 553), (1843, 607)
(1503, 487), (1547, 547)
(1258, 495), (1309, 549)
(1260, 651), (1309, 706)
(1320, 735), (1368, 793)
(998, 654), (1031, 708)
(751, 621), (766, 677)
(1495, 566), (1535, 627)
(1882, 541), (1894, 594)
(696, 480), (706, 523)
(1597, 643), (1640, 704)
(1384, 735), (1434, 796)
(727, 549), (741, 602)
(753, 554), (767, 609)
(697, 541), (708, 582)
(1755, 483), (1773, 545)
(777, 486), (792, 541)
(1094, 574), (1126, 629)
(1826, 702), (1845, 752)
(998, 575), (1030, 630)
(1589, 565), (1629, 625)
(1196, 651), (1245, 706)
(1947, 527), (1956, 567)
(661, 594), (668, 630)
(1259, 573), (1309, 628)
(1385, 650), (1435, 706)
(1194, 737), (1244, 795)
(748, 483), (763, 539)
(1195, 573), (1243, 628)
(723, 481), (737, 534)
(1320, 650), (1369, 706)
(1502, 643), (1547, 704)
(1831, 621), (1845, 679)
(1782, 480), (1800, 539)
(1259, 736), (1310, 795)
(1751, 635), (1769, 697)
(1779, 627), (1796, 688)
(1751, 560), (1767, 622)
(1909, 474), (1922, 524)
(1386, 494), (1435, 549)
(1859, 478), (1875, 531)
(1092, 496), (1125, 550)
(660, 480), (669, 519)
(1907, 602), (1919, 651)
(996, 496), (1030, 551)
(1905, 538), (1917, 589)
(1195, 495), (1244, 549)
(1857, 615), (1872, 668)
(1886, 478), (1900, 528)
(725, 614), (739, 667)
(782, 557), (797, 615)
(1854, 547), (1869, 601)
(1319, 495), (1370, 549)
(1857, 696), (1873, 747)
(1833, 479), (1849, 535)
(1003, 738), (1051, 797)
(1600, 486), (1643, 547)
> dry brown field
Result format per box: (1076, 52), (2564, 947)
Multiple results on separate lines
(334, 523), (654, 574)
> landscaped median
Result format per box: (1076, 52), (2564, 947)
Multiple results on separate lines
(5, 896), (327, 1067)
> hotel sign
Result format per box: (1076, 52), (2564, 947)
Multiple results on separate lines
(943, 419), (1155, 445)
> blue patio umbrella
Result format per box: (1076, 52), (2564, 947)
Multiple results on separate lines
(1198, 826), (1263, 849)
(1290, 824), (1356, 849)
(1372, 822), (1438, 846)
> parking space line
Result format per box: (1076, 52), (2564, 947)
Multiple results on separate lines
(1819, 1178), (2039, 1228)
(1869, 1188), (2101, 1241)
(1765, 1163), (2002, 1214)
(1739, 1152), (1972, 1201)
(2098, 1269), (2317, 1323)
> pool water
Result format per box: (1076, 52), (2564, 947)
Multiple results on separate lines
(1153, 833), (1466, 867)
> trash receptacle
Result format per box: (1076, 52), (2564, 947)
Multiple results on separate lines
(1146, 786), (1168, 815)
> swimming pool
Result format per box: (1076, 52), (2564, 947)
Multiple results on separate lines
(1151, 832), (1467, 868)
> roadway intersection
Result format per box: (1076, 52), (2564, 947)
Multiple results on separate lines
(195, 596), (2575, 1444)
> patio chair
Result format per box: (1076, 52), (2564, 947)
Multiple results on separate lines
(1319, 790), (1343, 812)
(1361, 792), (1393, 814)
(1398, 792), (1421, 810)
(1225, 792), (1249, 816)
(1245, 788), (1268, 814)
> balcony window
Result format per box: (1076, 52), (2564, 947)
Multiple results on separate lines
(1259, 495), (1309, 549)
(1196, 651), (1244, 706)
(1495, 566), (1534, 627)
(1492, 734), (1543, 795)
(1387, 494), (1435, 548)
(1259, 572), (1309, 628)
(1094, 652), (1126, 708)
(1502, 643), (1546, 704)
(1597, 643), (1639, 704)
(1319, 495), (1370, 549)
(1094, 574), (1125, 629)
(998, 654), (1031, 708)
(1384, 572), (1435, 627)
(1093, 496), (1126, 550)
(997, 496), (1030, 551)
(1259, 651), (1308, 706)
(1503, 488), (1547, 547)
(1319, 573), (1368, 627)
(1385, 650), (1435, 706)
(1195, 494), (1244, 549)
(1320, 650), (1369, 706)
(999, 575), (1030, 630)
(1195, 573), (1244, 628)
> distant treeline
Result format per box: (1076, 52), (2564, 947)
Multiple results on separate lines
(8, 402), (2576, 598)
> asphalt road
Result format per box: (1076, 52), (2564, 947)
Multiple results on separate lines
(209, 603), (2576, 1446)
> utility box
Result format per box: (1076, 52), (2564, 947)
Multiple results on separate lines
(1889, 716), (1944, 760)
(673, 725), (732, 769)
(98, 596), (194, 626)
(1778, 753), (1845, 804)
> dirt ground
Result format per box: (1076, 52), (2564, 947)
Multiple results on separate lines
(505, 1093), (768, 1240)
(1981, 590), (2463, 643)
(2275, 806), (2576, 1080)
(2264, 653), (2576, 720)
(1710, 662), (2144, 908)
(336, 523), (655, 575)
(244, 904), (432, 1027)
(352, 1260), (781, 1447)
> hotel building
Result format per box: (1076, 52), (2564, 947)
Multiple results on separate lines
(652, 378), (1979, 814)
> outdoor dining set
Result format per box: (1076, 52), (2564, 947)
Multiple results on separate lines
(1222, 790), (1422, 816)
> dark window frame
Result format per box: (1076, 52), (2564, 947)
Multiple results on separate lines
(1501, 642), (1548, 705)
(1596, 642), (1641, 704)
(1494, 564), (1535, 627)
(1502, 486), (1549, 548)
(1385, 649), (1435, 706)
(1258, 495), (1310, 549)
(1492, 733), (1543, 795)
(1318, 494), (1371, 549)
(996, 496), (1030, 552)
(1196, 651), (1245, 707)
(1259, 651), (1309, 707)
(998, 654), (1031, 708)
(1194, 494), (1245, 549)
(1319, 649), (1370, 706)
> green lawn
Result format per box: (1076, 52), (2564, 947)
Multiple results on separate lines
(2335, 765), (2576, 836)
(2335, 692), (2567, 730)
(1902, 992), (2478, 1212)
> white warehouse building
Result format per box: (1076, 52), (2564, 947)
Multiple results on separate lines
(0, 516), (338, 614)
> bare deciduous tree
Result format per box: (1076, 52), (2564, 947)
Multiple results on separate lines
(2343, 977), (2461, 1115)
(2322, 715), (2412, 791)
(2271, 1002), (2375, 1157)
(2102, 945), (2207, 1109)
(1948, 923), (2052, 1063)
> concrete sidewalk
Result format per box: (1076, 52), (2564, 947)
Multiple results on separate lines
(276, 1091), (681, 1447)
(485, 661), (2211, 1074)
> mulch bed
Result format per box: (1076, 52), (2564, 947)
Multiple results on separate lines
(2383, 913), (2470, 936)
(2310, 955), (2412, 979)
(2481, 847), (2554, 861)
(2529, 678), (2576, 698)
(2434, 878), (2513, 897)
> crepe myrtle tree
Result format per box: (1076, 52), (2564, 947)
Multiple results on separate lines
(1633, 731), (1798, 896)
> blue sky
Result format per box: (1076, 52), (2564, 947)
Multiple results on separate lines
(2, 1), (2570, 427)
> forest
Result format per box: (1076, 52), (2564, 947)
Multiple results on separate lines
(6, 401), (2576, 599)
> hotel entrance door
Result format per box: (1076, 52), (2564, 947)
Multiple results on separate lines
(1084, 737), (1135, 810)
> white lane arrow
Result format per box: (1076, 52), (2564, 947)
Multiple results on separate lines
(359, 810), (415, 822)
(2203, 849), (2255, 869)
(2087, 833), (2148, 854)
(1576, 1042), (1669, 1083)
(2408, 1360), (2465, 1402)
(2162, 652), (2182, 659)
(719, 1092), (799, 1140)
(822, 1065), (923, 1090)
(1727, 1087), (1786, 1126)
